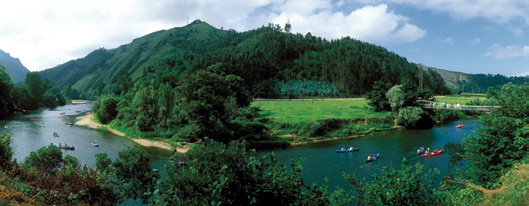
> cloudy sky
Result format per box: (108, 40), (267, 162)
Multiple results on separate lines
(1, 0), (529, 76)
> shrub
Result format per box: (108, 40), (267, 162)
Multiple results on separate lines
(0, 133), (13, 168)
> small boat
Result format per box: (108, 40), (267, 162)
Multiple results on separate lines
(456, 124), (464, 129)
(366, 153), (380, 162)
(75, 110), (81, 113)
(53, 133), (59, 137)
(422, 150), (443, 157)
(65, 122), (74, 125)
(30, 118), (37, 121)
(92, 142), (99, 147)
(176, 161), (187, 165)
(60, 112), (66, 115)
(59, 146), (75, 150)
(336, 148), (359, 153)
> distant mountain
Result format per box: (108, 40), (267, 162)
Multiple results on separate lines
(0, 49), (30, 84)
(418, 64), (529, 93)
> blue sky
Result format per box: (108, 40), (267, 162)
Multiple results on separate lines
(1, 0), (528, 76)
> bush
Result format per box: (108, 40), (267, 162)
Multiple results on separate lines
(23, 144), (63, 175)
(0, 133), (13, 168)
(95, 95), (119, 124)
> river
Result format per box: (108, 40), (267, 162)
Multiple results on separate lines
(1, 103), (478, 201)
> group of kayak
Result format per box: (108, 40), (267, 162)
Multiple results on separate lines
(417, 147), (444, 157)
(336, 147), (381, 162)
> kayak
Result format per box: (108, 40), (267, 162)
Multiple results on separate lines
(336, 148), (359, 153)
(59, 146), (75, 150)
(53, 134), (59, 137)
(456, 124), (464, 128)
(366, 153), (380, 162)
(422, 150), (443, 157)
(92, 143), (99, 147)
(30, 118), (37, 121)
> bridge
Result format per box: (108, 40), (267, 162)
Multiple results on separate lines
(419, 101), (500, 112)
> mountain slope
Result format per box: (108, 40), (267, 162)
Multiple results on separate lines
(40, 20), (449, 98)
(418, 64), (529, 93)
(0, 49), (30, 84)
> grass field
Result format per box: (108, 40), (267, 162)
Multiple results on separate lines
(251, 99), (393, 124)
(436, 95), (486, 105)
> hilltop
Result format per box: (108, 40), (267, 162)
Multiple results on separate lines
(0, 49), (30, 84)
(39, 20), (449, 99)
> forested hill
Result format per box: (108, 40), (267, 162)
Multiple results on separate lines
(418, 64), (529, 93)
(0, 49), (30, 84)
(39, 20), (450, 99)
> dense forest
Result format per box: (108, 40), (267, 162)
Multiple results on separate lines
(40, 20), (450, 100)
(0, 65), (67, 116)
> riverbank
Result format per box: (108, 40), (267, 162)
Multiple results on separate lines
(75, 113), (191, 153)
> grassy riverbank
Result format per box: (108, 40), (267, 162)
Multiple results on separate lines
(251, 99), (398, 143)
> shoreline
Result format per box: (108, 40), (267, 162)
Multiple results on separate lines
(75, 113), (191, 153)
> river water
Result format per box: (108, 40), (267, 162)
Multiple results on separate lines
(1, 103), (478, 199)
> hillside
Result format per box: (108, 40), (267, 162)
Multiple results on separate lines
(39, 20), (449, 99)
(418, 64), (529, 93)
(0, 49), (30, 84)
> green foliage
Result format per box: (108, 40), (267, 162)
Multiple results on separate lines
(94, 95), (120, 124)
(367, 80), (392, 112)
(23, 143), (63, 175)
(386, 85), (404, 111)
(0, 133), (13, 168)
(274, 79), (340, 98)
(24, 72), (45, 108)
(0, 65), (14, 116)
(397, 107), (425, 129)
(112, 146), (159, 203)
(344, 158), (440, 205)
(449, 83), (529, 189)
(156, 139), (349, 205)
(95, 153), (112, 171)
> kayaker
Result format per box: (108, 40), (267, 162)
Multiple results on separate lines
(349, 146), (353, 150)
(93, 140), (96, 145)
(58, 143), (62, 147)
(417, 148), (421, 154)
(341, 147), (345, 151)
(367, 155), (372, 160)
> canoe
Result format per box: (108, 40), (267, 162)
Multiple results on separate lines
(456, 124), (464, 128)
(92, 143), (99, 147)
(60, 112), (66, 115)
(59, 146), (75, 150)
(53, 134), (59, 137)
(422, 150), (443, 157)
(336, 148), (359, 153)
(65, 122), (74, 125)
(30, 118), (37, 121)
(366, 153), (380, 162)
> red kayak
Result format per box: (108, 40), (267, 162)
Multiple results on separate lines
(422, 150), (443, 157)
(456, 124), (464, 128)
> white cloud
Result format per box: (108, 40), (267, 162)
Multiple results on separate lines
(485, 44), (529, 59)
(440, 37), (455, 44)
(270, 4), (426, 44)
(0, 0), (425, 71)
(390, 0), (529, 24)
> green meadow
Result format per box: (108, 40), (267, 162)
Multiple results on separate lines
(251, 99), (396, 141)
(435, 94), (486, 105)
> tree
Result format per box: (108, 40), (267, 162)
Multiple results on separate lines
(386, 85), (404, 112)
(397, 107), (425, 128)
(0, 133), (13, 168)
(25, 72), (45, 107)
(156, 139), (350, 205)
(367, 80), (392, 112)
(112, 146), (159, 203)
(344, 158), (440, 205)
(0, 65), (14, 115)
(94, 95), (120, 124)
(23, 143), (63, 175)
(175, 70), (252, 143)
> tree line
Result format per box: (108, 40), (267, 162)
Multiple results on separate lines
(0, 65), (67, 117)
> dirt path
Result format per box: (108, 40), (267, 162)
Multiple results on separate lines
(75, 113), (191, 153)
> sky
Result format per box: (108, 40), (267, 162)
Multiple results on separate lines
(1, 0), (528, 76)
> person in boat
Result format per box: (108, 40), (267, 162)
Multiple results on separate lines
(341, 147), (345, 151)
(373, 153), (377, 158)
(417, 148), (421, 154)
(92, 140), (96, 145)
(58, 143), (62, 147)
(349, 146), (354, 150)
(367, 155), (372, 160)
(64, 142), (68, 147)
